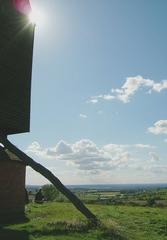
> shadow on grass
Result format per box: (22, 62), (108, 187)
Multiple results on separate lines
(0, 219), (126, 240)
(30, 220), (127, 240)
(0, 228), (29, 240)
(32, 220), (93, 236)
(0, 215), (29, 226)
(0, 216), (30, 240)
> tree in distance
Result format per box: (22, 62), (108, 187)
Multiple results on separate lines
(42, 184), (59, 201)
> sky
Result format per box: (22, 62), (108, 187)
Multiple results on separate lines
(10, 0), (167, 185)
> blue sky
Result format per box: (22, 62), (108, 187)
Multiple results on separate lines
(10, 0), (167, 185)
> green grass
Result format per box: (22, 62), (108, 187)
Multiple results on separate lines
(1, 202), (167, 239)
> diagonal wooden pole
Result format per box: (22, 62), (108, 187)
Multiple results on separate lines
(0, 135), (98, 225)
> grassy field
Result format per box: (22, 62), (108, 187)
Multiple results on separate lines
(1, 202), (167, 240)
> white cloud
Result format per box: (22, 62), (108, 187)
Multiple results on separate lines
(152, 80), (167, 92)
(133, 144), (155, 149)
(47, 140), (73, 156)
(112, 76), (154, 103)
(27, 140), (132, 171)
(79, 114), (88, 119)
(26, 141), (46, 157)
(148, 120), (167, 135)
(26, 139), (157, 174)
(88, 98), (98, 104)
(26, 140), (167, 184)
(102, 94), (115, 100)
(89, 94), (115, 104)
(27, 140), (73, 158)
(27, 141), (41, 152)
(89, 76), (167, 104)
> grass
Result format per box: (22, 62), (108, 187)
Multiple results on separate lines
(0, 202), (167, 239)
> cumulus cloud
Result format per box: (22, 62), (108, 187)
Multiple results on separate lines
(112, 76), (154, 103)
(152, 80), (167, 92)
(89, 76), (167, 104)
(148, 120), (167, 135)
(26, 139), (158, 175)
(26, 141), (45, 157)
(47, 140), (73, 156)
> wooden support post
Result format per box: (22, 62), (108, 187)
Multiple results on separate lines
(0, 135), (98, 225)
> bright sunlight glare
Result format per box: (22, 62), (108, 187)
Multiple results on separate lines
(28, 8), (45, 26)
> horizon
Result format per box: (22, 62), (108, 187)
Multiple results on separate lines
(27, 182), (167, 186)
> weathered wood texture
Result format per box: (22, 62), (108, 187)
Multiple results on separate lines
(0, 147), (26, 220)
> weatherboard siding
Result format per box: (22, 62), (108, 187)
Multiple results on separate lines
(0, 157), (26, 221)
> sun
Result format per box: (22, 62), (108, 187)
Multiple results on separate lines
(28, 11), (36, 24)
(28, 8), (44, 26)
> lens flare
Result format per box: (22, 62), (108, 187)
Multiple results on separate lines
(28, 11), (37, 24)
(13, 0), (31, 14)
(28, 8), (45, 26)
(29, 10), (41, 25)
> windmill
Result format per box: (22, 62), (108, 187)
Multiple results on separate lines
(0, 0), (97, 224)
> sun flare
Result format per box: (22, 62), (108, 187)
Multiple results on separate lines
(28, 8), (45, 26)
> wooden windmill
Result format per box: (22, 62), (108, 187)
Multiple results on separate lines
(0, 0), (97, 224)
(0, 0), (34, 221)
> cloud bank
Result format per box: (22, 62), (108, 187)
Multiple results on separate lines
(27, 139), (158, 174)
